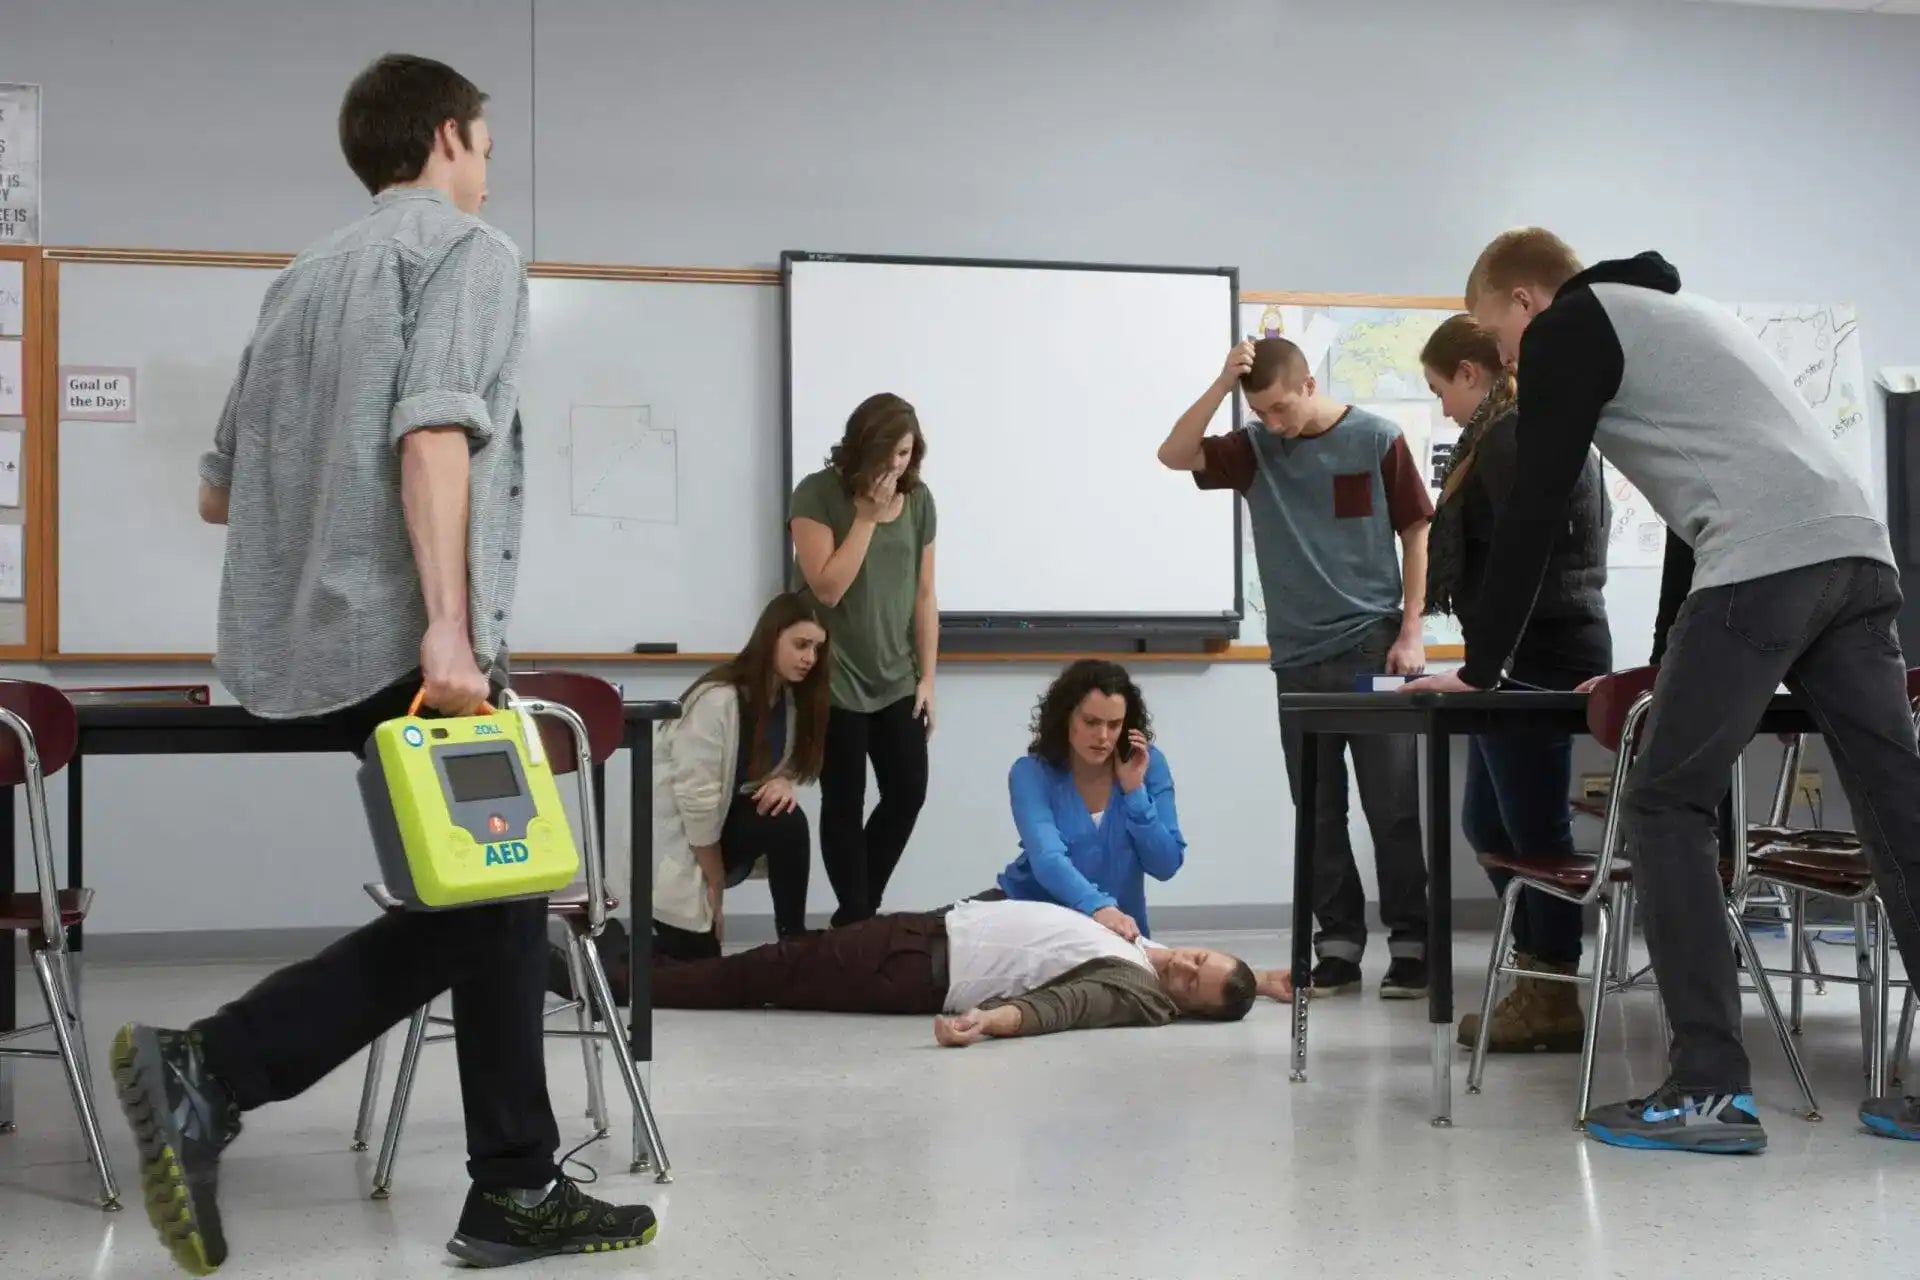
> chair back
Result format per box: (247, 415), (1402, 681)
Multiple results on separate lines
(503, 672), (623, 931)
(0, 680), (79, 787)
(1585, 666), (1659, 754)
(1582, 668), (1661, 901)
(508, 672), (624, 775)
(0, 681), (80, 946)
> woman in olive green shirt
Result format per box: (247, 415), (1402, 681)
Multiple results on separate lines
(790, 392), (939, 926)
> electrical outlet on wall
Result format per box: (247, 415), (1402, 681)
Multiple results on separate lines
(1581, 775), (1612, 800)
(1796, 770), (1822, 803)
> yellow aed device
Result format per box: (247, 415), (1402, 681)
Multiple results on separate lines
(358, 691), (581, 909)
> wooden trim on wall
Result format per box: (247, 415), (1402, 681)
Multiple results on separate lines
(37, 257), (58, 658)
(42, 246), (779, 286)
(1241, 289), (1463, 310)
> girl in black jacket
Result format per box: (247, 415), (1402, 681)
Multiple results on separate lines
(1422, 314), (1611, 1054)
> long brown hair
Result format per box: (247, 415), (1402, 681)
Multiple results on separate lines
(684, 593), (832, 781)
(828, 392), (926, 498)
(1421, 314), (1516, 499)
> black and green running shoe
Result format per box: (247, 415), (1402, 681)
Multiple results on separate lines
(109, 1024), (242, 1275)
(447, 1175), (658, 1268)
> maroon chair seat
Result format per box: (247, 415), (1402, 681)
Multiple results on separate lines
(0, 887), (94, 933)
(1476, 851), (1633, 893)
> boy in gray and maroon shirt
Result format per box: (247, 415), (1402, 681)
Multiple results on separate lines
(1159, 338), (1434, 998)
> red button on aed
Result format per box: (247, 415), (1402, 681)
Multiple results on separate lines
(488, 814), (509, 835)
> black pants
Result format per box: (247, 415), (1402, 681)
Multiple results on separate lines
(1274, 620), (1428, 962)
(654, 912), (946, 1014)
(1633, 558), (1920, 1092)
(195, 677), (559, 1189)
(819, 696), (929, 927)
(652, 797), (812, 962)
(1463, 730), (1584, 965)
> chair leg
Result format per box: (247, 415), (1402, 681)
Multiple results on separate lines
(51, 950), (102, 1115)
(1801, 918), (1827, 994)
(1729, 903), (1820, 1120)
(577, 933), (673, 1183)
(371, 1005), (432, 1199)
(1789, 889), (1807, 1035)
(1872, 901), (1891, 1099)
(31, 948), (120, 1209)
(1855, 902), (1877, 1086)
(1467, 879), (1523, 1096)
(1609, 887), (1635, 985)
(0, 1059), (12, 1134)
(566, 934), (610, 1137)
(1895, 986), (1917, 1090)
(352, 1032), (387, 1152)
(1574, 895), (1615, 1130)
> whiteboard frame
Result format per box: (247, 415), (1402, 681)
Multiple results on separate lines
(781, 250), (1243, 647)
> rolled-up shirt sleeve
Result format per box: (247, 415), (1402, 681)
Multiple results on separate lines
(390, 229), (526, 448)
(200, 342), (254, 489)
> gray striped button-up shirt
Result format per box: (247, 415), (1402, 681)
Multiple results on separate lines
(201, 187), (529, 718)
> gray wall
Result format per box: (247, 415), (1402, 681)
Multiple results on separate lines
(2, 0), (1906, 939)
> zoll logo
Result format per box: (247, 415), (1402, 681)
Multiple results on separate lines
(484, 842), (531, 866)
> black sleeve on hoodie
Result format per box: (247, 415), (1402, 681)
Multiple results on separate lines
(1459, 289), (1626, 689)
(1649, 531), (1695, 664)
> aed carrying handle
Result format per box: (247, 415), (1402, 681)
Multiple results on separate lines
(408, 689), (496, 717)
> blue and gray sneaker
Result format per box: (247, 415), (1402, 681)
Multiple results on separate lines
(1859, 1095), (1920, 1141)
(1584, 1086), (1767, 1154)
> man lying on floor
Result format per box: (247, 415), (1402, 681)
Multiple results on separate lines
(650, 898), (1288, 1044)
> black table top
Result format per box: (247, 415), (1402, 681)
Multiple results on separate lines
(74, 699), (681, 731)
(1277, 689), (1817, 735)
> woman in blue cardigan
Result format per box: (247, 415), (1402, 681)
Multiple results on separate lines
(995, 661), (1185, 940)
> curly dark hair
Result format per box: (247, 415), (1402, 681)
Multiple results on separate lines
(1028, 660), (1152, 768)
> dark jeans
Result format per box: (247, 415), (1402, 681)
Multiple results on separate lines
(1275, 620), (1428, 962)
(1633, 557), (1920, 1092)
(654, 912), (946, 1014)
(652, 796), (812, 962)
(1463, 731), (1584, 965)
(820, 696), (929, 926)
(195, 677), (559, 1189)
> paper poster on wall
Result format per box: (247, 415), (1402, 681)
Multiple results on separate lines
(0, 339), (22, 416)
(1360, 401), (1441, 486)
(0, 431), (20, 507)
(0, 260), (22, 336)
(1603, 462), (1665, 568)
(60, 366), (138, 421)
(1736, 303), (1871, 493)
(0, 85), (42, 245)
(0, 523), (22, 600)
(1240, 302), (1337, 376)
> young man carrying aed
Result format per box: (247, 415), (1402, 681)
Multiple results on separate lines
(1159, 338), (1434, 999)
(108, 55), (659, 1272)
(1406, 227), (1920, 1154)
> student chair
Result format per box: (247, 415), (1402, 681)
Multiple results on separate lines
(351, 672), (671, 1196)
(1465, 667), (1819, 1127)
(0, 680), (120, 1209)
(1739, 667), (1920, 1098)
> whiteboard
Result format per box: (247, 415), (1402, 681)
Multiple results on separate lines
(56, 262), (783, 655)
(785, 255), (1239, 622)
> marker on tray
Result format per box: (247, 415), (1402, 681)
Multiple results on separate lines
(631, 643), (679, 655)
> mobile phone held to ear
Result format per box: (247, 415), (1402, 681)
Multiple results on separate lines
(1115, 732), (1134, 764)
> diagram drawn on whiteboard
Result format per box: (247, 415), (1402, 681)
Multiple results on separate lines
(569, 404), (678, 524)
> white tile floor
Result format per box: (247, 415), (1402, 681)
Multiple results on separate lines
(1, 929), (1915, 1280)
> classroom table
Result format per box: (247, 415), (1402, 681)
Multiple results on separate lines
(0, 699), (679, 1080)
(1279, 689), (1821, 1127)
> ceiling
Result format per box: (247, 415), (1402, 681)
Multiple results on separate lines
(1681, 0), (1920, 12)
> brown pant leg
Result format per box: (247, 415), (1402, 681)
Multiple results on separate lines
(653, 912), (944, 1014)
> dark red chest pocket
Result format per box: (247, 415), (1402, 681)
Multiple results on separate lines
(1333, 471), (1375, 519)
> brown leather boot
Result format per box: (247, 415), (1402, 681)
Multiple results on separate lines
(1458, 951), (1536, 1047)
(1477, 957), (1585, 1054)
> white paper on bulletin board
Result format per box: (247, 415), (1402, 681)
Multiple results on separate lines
(0, 339), (23, 416)
(0, 260), (23, 336)
(0, 430), (21, 507)
(0, 524), (23, 600)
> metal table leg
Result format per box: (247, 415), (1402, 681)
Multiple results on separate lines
(1289, 732), (1318, 1083)
(1426, 724), (1454, 1128)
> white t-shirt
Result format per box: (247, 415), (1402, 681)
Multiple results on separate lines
(942, 899), (1154, 1013)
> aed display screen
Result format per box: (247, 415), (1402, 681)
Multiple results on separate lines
(442, 749), (522, 803)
